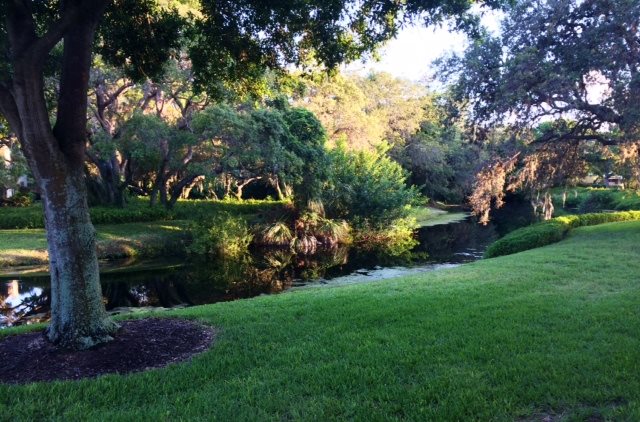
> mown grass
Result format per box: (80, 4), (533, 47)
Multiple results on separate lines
(0, 221), (189, 268)
(1, 221), (639, 420)
(0, 199), (288, 267)
(409, 205), (468, 227)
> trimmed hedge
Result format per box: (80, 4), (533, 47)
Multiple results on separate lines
(0, 198), (288, 230)
(485, 211), (640, 258)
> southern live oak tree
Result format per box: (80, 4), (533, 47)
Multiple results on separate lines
(0, 0), (503, 349)
(440, 0), (640, 222)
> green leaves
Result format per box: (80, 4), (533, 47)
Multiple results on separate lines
(192, 104), (327, 202)
(98, 0), (187, 81)
(322, 142), (421, 227)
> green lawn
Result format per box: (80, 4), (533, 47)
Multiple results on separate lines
(1, 222), (640, 420)
(0, 221), (189, 268)
(409, 205), (468, 227)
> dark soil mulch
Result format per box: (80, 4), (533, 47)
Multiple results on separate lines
(0, 318), (216, 384)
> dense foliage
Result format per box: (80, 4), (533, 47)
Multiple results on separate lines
(485, 210), (640, 258)
(441, 0), (640, 221)
(322, 142), (421, 227)
(188, 212), (253, 258)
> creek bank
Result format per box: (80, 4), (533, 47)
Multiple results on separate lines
(0, 222), (189, 268)
(1, 216), (499, 327)
(2, 222), (639, 420)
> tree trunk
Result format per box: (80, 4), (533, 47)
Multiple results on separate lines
(11, 73), (117, 349)
(234, 177), (261, 200)
(0, 0), (116, 349)
(543, 192), (554, 220)
(168, 174), (204, 208)
(43, 166), (118, 348)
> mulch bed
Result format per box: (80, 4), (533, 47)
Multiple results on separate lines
(0, 318), (216, 385)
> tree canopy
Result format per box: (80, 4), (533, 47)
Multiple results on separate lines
(441, 0), (640, 221)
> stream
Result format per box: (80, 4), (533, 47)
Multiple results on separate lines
(0, 214), (521, 328)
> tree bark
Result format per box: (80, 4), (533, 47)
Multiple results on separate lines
(1, 1), (117, 349)
(234, 177), (261, 200)
(168, 174), (204, 208)
(42, 164), (118, 348)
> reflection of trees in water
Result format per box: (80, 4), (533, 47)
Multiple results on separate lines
(289, 246), (349, 280)
(417, 220), (497, 262)
(101, 270), (192, 309)
(2, 210), (537, 327)
(183, 253), (293, 302)
(0, 281), (50, 326)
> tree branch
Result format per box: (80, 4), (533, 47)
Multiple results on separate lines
(0, 84), (23, 141)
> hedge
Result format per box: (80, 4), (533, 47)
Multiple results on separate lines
(0, 198), (288, 230)
(485, 211), (640, 258)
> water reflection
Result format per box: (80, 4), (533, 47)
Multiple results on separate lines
(0, 281), (46, 326)
(1, 216), (514, 328)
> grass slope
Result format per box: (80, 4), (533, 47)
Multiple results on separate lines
(410, 206), (468, 227)
(2, 222), (640, 420)
(0, 221), (188, 267)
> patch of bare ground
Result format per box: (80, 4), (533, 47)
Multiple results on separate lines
(0, 318), (215, 384)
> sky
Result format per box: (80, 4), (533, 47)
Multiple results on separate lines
(344, 11), (502, 87)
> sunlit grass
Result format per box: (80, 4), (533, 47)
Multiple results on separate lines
(1, 221), (639, 420)
(0, 221), (190, 268)
(409, 205), (468, 227)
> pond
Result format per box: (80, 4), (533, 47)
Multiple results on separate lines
(0, 212), (527, 328)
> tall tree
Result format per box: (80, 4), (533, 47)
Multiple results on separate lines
(440, 0), (640, 221)
(0, 0), (501, 349)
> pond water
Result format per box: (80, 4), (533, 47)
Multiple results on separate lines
(0, 213), (526, 328)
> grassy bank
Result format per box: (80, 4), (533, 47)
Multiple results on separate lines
(0, 222), (189, 268)
(2, 221), (639, 420)
(0, 203), (466, 267)
(552, 187), (640, 214)
(409, 206), (468, 227)
(486, 210), (640, 258)
(0, 198), (287, 230)
(0, 199), (289, 267)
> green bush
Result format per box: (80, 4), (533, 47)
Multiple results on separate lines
(0, 192), (33, 208)
(188, 212), (253, 258)
(0, 198), (288, 229)
(614, 192), (640, 211)
(485, 211), (640, 258)
(0, 206), (44, 229)
(352, 217), (418, 256)
(90, 205), (170, 224)
(562, 192), (582, 209)
(577, 190), (618, 213)
(322, 142), (421, 228)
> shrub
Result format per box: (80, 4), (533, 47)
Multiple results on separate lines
(0, 198), (289, 229)
(353, 217), (418, 256)
(614, 192), (640, 211)
(577, 190), (618, 213)
(90, 205), (170, 224)
(258, 221), (294, 246)
(187, 212), (253, 258)
(486, 211), (640, 258)
(0, 206), (44, 229)
(322, 142), (421, 228)
(0, 193), (33, 208)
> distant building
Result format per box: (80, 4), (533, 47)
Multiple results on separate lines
(1, 144), (11, 199)
(604, 174), (625, 189)
(0, 144), (29, 199)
